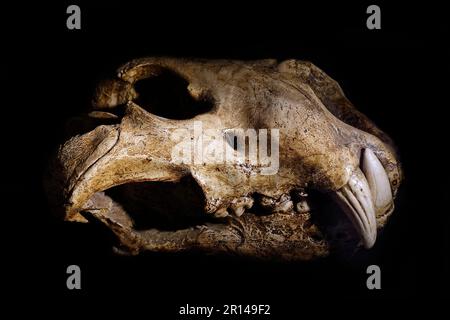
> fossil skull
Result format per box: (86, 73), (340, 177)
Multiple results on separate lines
(46, 58), (402, 260)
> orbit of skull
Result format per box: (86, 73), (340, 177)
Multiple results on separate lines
(46, 58), (402, 260)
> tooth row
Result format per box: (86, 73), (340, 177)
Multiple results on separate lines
(212, 192), (311, 218)
(209, 149), (392, 250)
(260, 194), (299, 213)
(262, 193), (313, 214)
(213, 196), (254, 218)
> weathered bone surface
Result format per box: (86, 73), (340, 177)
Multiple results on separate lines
(45, 58), (402, 260)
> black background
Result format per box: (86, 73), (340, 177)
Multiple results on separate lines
(5, 0), (448, 311)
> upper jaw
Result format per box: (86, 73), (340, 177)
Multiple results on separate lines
(60, 146), (393, 258)
(50, 108), (397, 255)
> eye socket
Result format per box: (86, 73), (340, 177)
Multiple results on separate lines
(133, 69), (214, 120)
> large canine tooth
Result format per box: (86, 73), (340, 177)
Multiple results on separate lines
(334, 168), (377, 248)
(361, 148), (393, 215)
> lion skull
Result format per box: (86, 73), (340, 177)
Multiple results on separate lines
(46, 58), (402, 260)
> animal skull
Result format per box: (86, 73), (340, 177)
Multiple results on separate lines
(46, 58), (402, 260)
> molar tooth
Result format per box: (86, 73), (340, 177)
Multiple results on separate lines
(272, 194), (294, 213)
(260, 195), (276, 208)
(296, 200), (310, 214)
(274, 200), (294, 213)
(239, 196), (254, 209)
(260, 194), (294, 213)
(213, 208), (229, 218)
(232, 206), (245, 217)
(230, 197), (254, 217)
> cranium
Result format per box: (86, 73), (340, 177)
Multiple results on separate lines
(46, 57), (402, 260)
